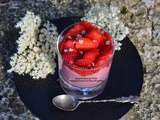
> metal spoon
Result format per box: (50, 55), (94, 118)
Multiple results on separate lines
(52, 94), (139, 111)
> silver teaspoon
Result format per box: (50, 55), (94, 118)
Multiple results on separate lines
(52, 94), (139, 111)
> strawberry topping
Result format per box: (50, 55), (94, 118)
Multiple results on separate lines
(85, 29), (104, 45)
(104, 32), (112, 41)
(80, 21), (93, 30)
(83, 49), (99, 61)
(64, 39), (75, 49)
(65, 23), (85, 38)
(62, 51), (78, 65)
(75, 37), (99, 50)
(59, 21), (114, 75)
(75, 59), (92, 67)
(75, 49), (99, 67)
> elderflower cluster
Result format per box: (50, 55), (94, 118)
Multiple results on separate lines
(82, 4), (129, 50)
(8, 11), (58, 79)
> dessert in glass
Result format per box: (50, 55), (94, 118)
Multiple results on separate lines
(57, 21), (115, 99)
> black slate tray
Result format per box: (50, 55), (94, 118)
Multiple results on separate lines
(14, 17), (143, 120)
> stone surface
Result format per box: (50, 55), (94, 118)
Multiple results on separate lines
(0, 0), (160, 120)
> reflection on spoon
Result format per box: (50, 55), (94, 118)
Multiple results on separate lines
(52, 94), (139, 111)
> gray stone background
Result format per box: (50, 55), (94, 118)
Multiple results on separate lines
(0, 0), (159, 120)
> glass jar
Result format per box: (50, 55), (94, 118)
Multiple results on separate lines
(57, 22), (115, 99)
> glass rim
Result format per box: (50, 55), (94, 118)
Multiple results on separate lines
(57, 21), (115, 70)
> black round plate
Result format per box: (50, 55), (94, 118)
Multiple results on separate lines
(14, 17), (143, 120)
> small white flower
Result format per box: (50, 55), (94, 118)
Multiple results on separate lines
(106, 41), (110, 45)
(33, 46), (40, 52)
(64, 49), (68, 53)
(67, 36), (72, 39)
(8, 11), (58, 80)
(68, 48), (74, 52)
(93, 39), (98, 43)
(91, 62), (95, 67)
(79, 39), (84, 44)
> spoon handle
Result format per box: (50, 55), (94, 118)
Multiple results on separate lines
(79, 96), (139, 104)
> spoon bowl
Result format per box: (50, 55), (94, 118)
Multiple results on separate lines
(52, 94), (79, 111)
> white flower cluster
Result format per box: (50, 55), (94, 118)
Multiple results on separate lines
(81, 4), (129, 50)
(8, 11), (58, 79)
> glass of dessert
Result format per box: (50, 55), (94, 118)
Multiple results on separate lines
(57, 21), (115, 99)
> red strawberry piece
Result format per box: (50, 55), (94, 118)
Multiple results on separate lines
(95, 47), (113, 67)
(75, 37), (99, 50)
(68, 48), (78, 52)
(95, 55), (109, 67)
(83, 49), (99, 62)
(63, 48), (78, 53)
(80, 21), (93, 30)
(63, 54), (74, 64)
(75, 49), (99, 67)
(75, 59), (92, 67)
(62, 51), (78, 64)
(64, 39), (75, 49)
(104, 32), (112, 41)
(85, 29), (104, 45)
(104, 32), (113, 47)
(65, 23), (85, 38)
(101, 46), (113, 55)
(99, 32), (113, 51)
(75, 34), (83, 40)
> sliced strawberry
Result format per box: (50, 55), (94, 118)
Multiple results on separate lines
(96, 47), (113, 67)
(101, 46), (113, 55)
(63, 51), (78, 64)
(75, 49), (99, 67)
(65, 23), (85, 38)
(64, 39), (75, 49)
(75, 37), (99, 50)
(59, 40), (66, 53)
(80, 21), (93, 30)
(85, 29), (104, 45)
(104, 32), (112, 41)
(75, 58), (92, 67)
(104, 32), (113, 47)
(83, 49), (99, 62)
(100, 32), (113, 53)
(63, 54), (74, 65)
(95, 55), (109, 67)
(69, 48), (78, 53)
